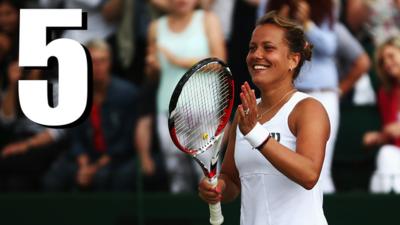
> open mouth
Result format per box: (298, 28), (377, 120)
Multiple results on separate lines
(252, 64), (271, 70)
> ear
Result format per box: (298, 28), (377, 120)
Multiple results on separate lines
(288, 52), (301, 72)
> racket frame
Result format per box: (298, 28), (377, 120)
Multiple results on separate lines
(168, 58), (234, 178)
(168, 58), (234, 225)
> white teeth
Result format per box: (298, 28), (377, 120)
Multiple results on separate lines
(253, 65), (268, 70)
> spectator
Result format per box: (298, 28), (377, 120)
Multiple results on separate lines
(143, 0), (226, 193)
(43, 39), (140, 191)
(0, 61), (66, 191)
(363, 37), (400, 193)
(39, 0), (119, 44)
(267, 0), (339, 193)
(113, 0), (154, 85)
(335, 22), (372, 104)
(0, 0), (20, 89)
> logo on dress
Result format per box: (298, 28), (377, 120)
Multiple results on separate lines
(270, 132), (280, 142)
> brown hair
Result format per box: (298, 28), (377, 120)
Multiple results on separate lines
(376, 36), (400, 90)
(256, 11), (313, 79)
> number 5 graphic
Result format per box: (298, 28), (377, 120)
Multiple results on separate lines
(19, 9), (90, 127)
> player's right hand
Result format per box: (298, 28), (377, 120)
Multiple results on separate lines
(198, 177), (225, 205)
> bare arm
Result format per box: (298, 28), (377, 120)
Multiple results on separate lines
(383, 122), (400, 139)
(238, 83), (329, 190)
(0, 62), (21, 121)
(339, 53), (370, 96)
(1, 129), (57, 157)
(1, 82), (17, 121)
(364, 121), (400, 147)
(134, 115), (156, 175)
(145, 20), (160, 79)
(257, 98), (330, 190)
(219, 114), (241, 202)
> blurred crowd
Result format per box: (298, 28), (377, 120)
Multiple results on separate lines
(0, 0), (399, 194)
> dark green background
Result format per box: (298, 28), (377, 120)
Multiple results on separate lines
(0, 192), (399, 225)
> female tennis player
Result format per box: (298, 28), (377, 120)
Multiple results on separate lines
(198, 12), (330, 225)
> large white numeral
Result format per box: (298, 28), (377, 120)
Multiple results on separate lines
(19, 9), (89, 127)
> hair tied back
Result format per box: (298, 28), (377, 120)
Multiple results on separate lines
(303, 41), (313, 61)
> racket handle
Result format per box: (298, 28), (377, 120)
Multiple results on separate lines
(208, 177), (224, 225)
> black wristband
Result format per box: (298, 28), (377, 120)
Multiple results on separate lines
(255, 135), (271, 151)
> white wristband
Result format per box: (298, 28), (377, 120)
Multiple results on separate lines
(244, 122), (270, 148)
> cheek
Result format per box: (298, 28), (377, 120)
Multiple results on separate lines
(245, 54), (251, 66)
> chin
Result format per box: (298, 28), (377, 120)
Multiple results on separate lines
(250, 76), (265, 89)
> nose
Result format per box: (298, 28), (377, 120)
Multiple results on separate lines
(251, 47), (263, 59)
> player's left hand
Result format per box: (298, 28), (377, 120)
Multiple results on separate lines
(238, 82), (258, 135)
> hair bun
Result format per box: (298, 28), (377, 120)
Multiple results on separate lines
(303, 42), (313, 61)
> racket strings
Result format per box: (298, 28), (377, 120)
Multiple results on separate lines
(173, 63), (232, 152)
(176, 71), (219, 148)
(174, 65), (224, 132)
(176, 81), (224, 147)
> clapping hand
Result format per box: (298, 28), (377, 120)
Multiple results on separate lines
(238, 82), (258, 135)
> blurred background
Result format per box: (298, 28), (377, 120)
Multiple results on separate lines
(0, 0), (400, 224)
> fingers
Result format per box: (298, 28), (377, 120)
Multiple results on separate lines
(237, 104), (246, 120)
(238, 82), (258, 134)
(246, 82), (257, 106)
(240, 82), (257, 113)
(240, 92), (249, 114)
(198, 178), (222, 204)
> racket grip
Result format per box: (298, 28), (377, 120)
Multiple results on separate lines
(208, 177), (224, 225)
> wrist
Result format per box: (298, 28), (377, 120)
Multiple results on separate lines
(244, 122), (271, 149)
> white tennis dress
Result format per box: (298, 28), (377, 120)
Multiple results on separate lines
(234, 92), (328, 225)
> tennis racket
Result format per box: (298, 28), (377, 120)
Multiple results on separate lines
(168, 58), (234, 225)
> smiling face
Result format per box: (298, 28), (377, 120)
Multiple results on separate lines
(246, 24), (299, 89)
(380, 45), (400, 81)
